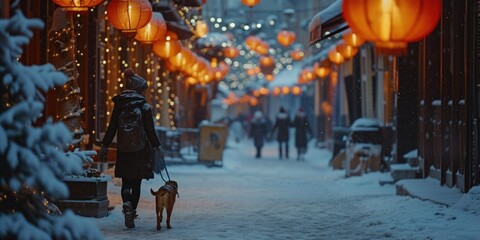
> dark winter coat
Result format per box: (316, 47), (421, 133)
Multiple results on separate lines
(292, 112), (313, 149)
(102, 90), (160, 179)
(249, 117), (267, 147)
(271, 112), (291, 142)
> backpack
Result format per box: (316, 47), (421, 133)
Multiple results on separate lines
(117, 104), (147, 152)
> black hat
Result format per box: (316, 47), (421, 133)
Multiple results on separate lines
(124, 69), (147, 93)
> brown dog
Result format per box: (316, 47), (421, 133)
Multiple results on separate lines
(150, 180), (179, 230)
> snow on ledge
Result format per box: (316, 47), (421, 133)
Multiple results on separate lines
(63, 175), (112, 182)
(396, 177), (463, 206)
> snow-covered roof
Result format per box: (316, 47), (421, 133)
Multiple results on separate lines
(308, 0), (345, 45)
(309, 0), (343, 33)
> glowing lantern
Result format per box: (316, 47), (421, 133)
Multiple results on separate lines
(246, 68), (256, 76)
(200, 67), (214, 83)
(186, 77), (198, 85)
(224, 46), (240, 58)
(153, 31), (181, 58)
(52, 0), (104, 11)
(180, 48), (196, 69)
(272, 87), (281, 96)
(165, 61), (179, 72)
(342, 30), (365, 47)
(336, 41), (358, 60)
(135, 12), (167, 44)
(291, 86), (302, 95)
(328, 47), (345, 65)
(195, 20), (209, 37)
(277, 30), (296, 47)
(241, 0), (260, 8)
(255, 41), (269, 55)
(342, 0), (441, 55)
(168, 47), (188, 68)
(265, 74), (274, 81)
(240, 95), (250, 104)
(290, 49), (305, 61)
(259, 87), (269, 95)
(321, 101), (333, 116)
(249, 97), (258, 106)
(107, 0), (153, 37)
(298, 68), (315, 84)
(281, 86), (290, 95)
(246, 35), (261, 50)
(313, 61), (331, 78)
(259, 56), (274, 67)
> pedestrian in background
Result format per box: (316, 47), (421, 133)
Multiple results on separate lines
(292, 107), (313, 161)
(249, 111), (268, 158)
(230, 113), (246, 143)
(271, 106), (291, 159)
(99, 69), (161, 229)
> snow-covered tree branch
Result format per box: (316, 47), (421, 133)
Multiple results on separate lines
(0, 8), (102, 240)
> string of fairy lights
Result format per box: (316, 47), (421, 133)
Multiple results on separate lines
(100, 10), (176, 128)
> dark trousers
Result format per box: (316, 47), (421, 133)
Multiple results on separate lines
(121, 178), (142, 210)
(255, 146), (262, 158)
(278, 141), (289, 158)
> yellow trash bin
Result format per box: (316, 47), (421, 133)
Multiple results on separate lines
(198, 124), (227, 164)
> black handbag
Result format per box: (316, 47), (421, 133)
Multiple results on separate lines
(151, 147), (165, 174)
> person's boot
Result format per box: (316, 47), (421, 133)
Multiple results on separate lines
(122, 202), (135, 228)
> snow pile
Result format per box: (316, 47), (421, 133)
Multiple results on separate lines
(453, 186), (480, 214)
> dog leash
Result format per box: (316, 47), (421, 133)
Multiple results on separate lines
(158, 155), (171, 183)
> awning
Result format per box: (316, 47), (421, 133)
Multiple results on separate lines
(308, 0), (348, 45)
(153, 1), (182, 22)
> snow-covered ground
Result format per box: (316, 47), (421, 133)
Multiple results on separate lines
(92, 136), (480, 240)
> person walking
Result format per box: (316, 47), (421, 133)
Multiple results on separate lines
(271, 106), (291, 159)
(249, 111), (268, 158)
(99, 69), (161, 229)
(292, 108), (313, 161)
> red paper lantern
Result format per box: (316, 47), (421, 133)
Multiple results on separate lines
(135, 12), (167, 44)
(107, 0), (152, 36)
(245, 35), (261, 50)
(290, 49), (305, 61)
(241, 0), (260, 8)
(291, 86), (302, 95)
(52, 0), (104, 11)
(277, 30), (296, 47)
(342, 30), (365, 47)
(313, 61), (331, 78)
(265, 74), (274, 81)
(253, 41), (269, 55)
(336, 41), (358, 60)
(259, 56), (274, 67)
(224, 46), (240, 58)
(153, 31), (181, 58)
(343, 0), (441, 55)
(328, 47), (345, 65)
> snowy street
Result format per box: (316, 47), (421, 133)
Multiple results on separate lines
(92, 137), (480, 240)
